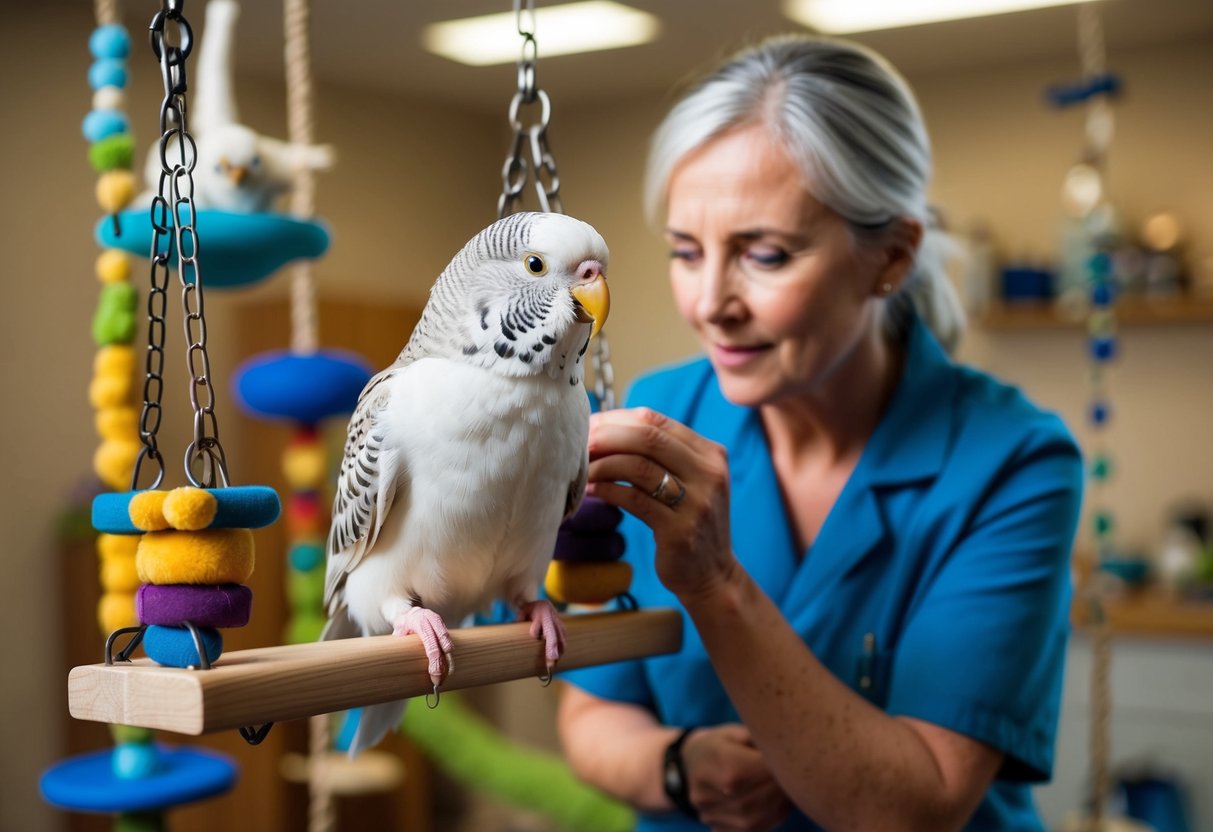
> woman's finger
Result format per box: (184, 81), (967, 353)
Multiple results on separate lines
(588, 420), (699, 481)
(588, 454), (677, 499)
(592, 407), (722, 457)
(585, 480), (665, 526)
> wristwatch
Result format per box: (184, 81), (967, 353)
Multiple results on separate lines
(662, 727), (699, 819)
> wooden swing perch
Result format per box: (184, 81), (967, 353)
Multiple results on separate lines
(68, 609), (682, 736)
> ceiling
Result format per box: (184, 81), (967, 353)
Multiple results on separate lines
(132, 0), (1213, 114)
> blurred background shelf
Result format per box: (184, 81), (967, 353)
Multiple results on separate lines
(1072, 589), (1213, 638)
(979, 296), (1213, 330)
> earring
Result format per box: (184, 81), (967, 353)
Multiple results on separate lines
(880, 282), (894, 295)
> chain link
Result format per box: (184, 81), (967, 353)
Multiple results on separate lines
(495, 0), (614, 409)
(138, 0), (230, 489)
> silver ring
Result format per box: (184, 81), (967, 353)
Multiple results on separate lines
(651, 470), (687, 508)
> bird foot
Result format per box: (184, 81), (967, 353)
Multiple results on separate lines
(393, 606), (454, 688)
(519, 599), (566, 674)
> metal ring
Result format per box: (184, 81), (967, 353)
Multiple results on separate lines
(651, 471), (687, 508)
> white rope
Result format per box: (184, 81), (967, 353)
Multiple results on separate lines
(95, 0), (119, 26)
(308, 714), (337, 832)
(285, 0), (319, 355)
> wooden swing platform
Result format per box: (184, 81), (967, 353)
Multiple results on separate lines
(68, 609), (682, 735)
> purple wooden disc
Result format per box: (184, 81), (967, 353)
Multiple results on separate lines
(137, 583), (253, 628)
(563, 496), (624, 533)
(553, 527), (625, 563)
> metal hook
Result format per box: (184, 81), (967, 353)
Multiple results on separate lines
(105, 625), (147, 665)
(182, 620), (212, 670)
(238, 723), (274, 745)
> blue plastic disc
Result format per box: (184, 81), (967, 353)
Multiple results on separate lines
(96, 209), (330, 288)
(233, 350), (373, 424)
(90, 24), (132, 60)
(92, 486), (282, 535)
(40, 745), (237, 813)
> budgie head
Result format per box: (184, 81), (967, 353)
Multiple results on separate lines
(196, 123), (279, 204)
(419, 212), (610, 381)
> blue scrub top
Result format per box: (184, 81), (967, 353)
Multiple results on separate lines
(564, 318), (1084, 831)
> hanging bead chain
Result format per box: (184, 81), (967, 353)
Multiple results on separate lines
(496, 0), (616, 410)
(138, 0), (231, 489)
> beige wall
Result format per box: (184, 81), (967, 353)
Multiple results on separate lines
(3, 5), (1210, 830)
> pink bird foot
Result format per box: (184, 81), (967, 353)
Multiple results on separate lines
(519, 599), (566, 678)
(393, 606), (454, 689)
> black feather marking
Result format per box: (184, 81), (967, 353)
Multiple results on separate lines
(463, 344), (479, 355)
(500, 322), (516, 341)
(518, 351), (532, 364)
(479, 305), (490, 330)
(532, 342), (544, 352)
(495, 341), (515, 359)
(542, 334), (557, 345)
(569, 375), (578, 385)
(578, 337), (590, 358)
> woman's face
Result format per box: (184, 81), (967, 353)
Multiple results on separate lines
(665, 124), (889, 409)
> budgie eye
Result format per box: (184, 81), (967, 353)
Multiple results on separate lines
(524, 254), (548, 276)
(250, 155), (261, 167)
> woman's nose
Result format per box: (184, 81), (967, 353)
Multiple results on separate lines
(696, 254), (741, 323)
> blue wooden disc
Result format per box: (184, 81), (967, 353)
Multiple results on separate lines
(143, 625), (224, 668)
(96, 209), (330, 288)
(234, 350), (373, 424)
(93, 486), (282, 535)
(40, 745), (236, 812)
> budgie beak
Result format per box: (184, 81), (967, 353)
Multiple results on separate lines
(228, 166), (249, 185)
(571, 270), (609, 340)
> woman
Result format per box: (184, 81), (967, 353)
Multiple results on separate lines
(558, 36), (1083, 831)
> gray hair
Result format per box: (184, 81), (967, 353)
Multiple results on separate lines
(645, 35), (965, 353)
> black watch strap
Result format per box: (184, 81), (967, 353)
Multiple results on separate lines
(662, 727), (699, 819)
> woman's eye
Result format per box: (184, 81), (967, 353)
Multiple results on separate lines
(669, 249), (701, 264)
(745, 247), (791, 269)
(524, 254), (547, 275)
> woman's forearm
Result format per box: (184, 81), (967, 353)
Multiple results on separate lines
(680, 564), (995, 832)
(557, 684), (681, 813)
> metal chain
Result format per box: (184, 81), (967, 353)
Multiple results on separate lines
(143, 0), (230, 489)
(496, 0), (614, 409)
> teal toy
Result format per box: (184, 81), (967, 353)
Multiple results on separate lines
(96, 209), (331, 288)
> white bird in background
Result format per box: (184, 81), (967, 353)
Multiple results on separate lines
(322, 212), (611, 755)
(140, 0), (334, 212)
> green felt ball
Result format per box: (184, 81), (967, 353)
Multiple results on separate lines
(89, 133), (136, 172)
(1093, 510), (1115, 538)
(287, 565), (325, 610)
(92, 282), (138, 345)
(110, 724), (154, 744)
(285, 613), (326, 645)
(1090, 454), (1113, 482)
(115, 811), (165, 832)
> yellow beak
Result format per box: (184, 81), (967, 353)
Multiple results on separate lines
(228, 166), (248, 185)
(571, 274), (610, 340)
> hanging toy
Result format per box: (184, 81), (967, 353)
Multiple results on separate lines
(96, 0), (332, 288)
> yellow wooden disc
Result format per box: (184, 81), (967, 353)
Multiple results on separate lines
(93, 439), (140, 491)
(95, 406), (139, 441)
(95, 249), (131, 284)
(98, 591), (137, 633)
(94, 344), (136, 379)
(88, 374), (131, 410)
(95, 169), (138, 214)
(544, 560), (633, 605)
(137, 528), (255, 585)
(100, 553), (140, 592)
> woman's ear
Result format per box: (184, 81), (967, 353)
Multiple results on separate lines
(873, 217), (923, 296)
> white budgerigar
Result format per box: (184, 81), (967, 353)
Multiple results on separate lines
(323, 212), (610, 754)
(140, 0), (334, 212)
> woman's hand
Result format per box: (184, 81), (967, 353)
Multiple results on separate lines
(684, 724), (793, 832)
(585, 407), (738, 601)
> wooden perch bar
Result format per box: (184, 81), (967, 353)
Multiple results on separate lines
(69, 609), (683, 735)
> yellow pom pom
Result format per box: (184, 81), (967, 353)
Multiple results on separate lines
(100, 553), (140, 592)
(96, 169), (138, 214)
(162, 487), (218, 531)
(137, 528), (255, 585)
(98, 533), (139, 561)
(98, 591), (138, 633)
(544, 560), (633, 605)
(94, 439), (141, 490)
(96, 249), (131, 284)
(96, 406), (139, 441)
(283, 442), (328, 490)
(94, 345), (137, 379)
(128, 490), (170, 532)
(88, 374), (131, 409)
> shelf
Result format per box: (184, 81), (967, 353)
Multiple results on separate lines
(68, 609), (683, 735)
(978, 296), (1213, 330)
(1072, 590), (1213, 639)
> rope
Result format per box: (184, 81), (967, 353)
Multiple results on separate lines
(1088, 600), (1112, 830)
(284, 0), (319, 354)
(95, 0), (119, 26)
(308, 714), (337, 832)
